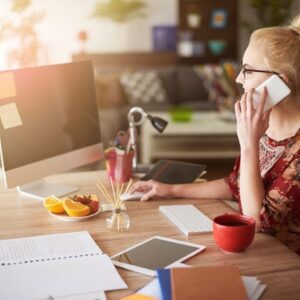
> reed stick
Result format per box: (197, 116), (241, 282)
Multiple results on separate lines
(96, 180), (115, 207)
(109, 177), (117, 206)
(123, 178), (133, 195)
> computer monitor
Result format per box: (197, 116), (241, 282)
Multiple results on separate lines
(0, 61), (103, 200)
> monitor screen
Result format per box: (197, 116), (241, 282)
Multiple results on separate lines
(0, 61), (103, 198)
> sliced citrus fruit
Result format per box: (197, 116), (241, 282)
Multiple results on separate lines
(62, 198), (90, 217)
(72, 194), (100, 214)
(43, 196), (65, 214)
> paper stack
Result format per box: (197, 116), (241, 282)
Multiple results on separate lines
(136, 264), (266, 300)
(0, 231), (127, 300)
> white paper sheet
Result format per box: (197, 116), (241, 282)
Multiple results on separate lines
(0, 232), (127, 300)
(54, 291), (107, 300)
(0, 102), (22, 129)
(53, 291), (107, 300)
(0, 72), (16, 99)
(242, 276), (260, 298)
(0, 255), (125, 299)
(0, 231), (102, 264)
(250, 284), (267, 300)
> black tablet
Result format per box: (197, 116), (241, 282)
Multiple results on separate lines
(141, 160), (206, 184)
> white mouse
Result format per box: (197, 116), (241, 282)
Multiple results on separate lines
(120, 191), (145, 201)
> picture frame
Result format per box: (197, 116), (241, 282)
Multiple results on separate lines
(210, 8), (228, 28)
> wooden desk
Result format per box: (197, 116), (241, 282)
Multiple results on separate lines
(0, 171), (299, 299)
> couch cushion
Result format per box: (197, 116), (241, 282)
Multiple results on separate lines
(158, 67), (180, 104)
(120, 70), (168, 105)
(95, 73), (128, 108)
(175, 66), (209, 103)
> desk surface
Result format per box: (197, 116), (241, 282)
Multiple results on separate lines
(0, 171), (299, 300)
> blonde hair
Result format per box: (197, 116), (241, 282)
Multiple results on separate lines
(250, 14), (300, 95)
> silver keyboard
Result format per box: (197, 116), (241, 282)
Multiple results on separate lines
(159, 205), (212, 235)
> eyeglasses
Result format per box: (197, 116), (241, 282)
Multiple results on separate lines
(241, 63), (280, 80)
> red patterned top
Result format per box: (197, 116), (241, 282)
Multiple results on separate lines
(226, 129), (300, 254)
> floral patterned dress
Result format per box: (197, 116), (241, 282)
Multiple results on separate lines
(226, 129), (300, 254)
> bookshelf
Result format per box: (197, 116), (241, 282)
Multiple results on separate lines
(177, 0), (238, 64)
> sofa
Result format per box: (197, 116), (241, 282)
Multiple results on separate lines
(73, 52), (238, 147)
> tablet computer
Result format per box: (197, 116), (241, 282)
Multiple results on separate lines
(141, 160), (207, 184)
(110, 236), (206, 276)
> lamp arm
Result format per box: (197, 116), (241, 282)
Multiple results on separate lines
(127, 107), (148, 170)
(127, 106), (148, 125)
(127, 106), (168, 172)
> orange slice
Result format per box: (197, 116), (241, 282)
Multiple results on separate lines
(62, 198), (90, 217)
(43, 196), (65, 214)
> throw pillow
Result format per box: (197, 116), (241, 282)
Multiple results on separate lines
(95, 73), (128, 108)
(120, 70), (168, 105)
(175, 66), (209, 103)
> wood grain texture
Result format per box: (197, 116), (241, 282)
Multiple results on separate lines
(0, 171), (299, 299)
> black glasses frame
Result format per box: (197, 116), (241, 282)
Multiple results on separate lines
(241, 63), (280, 79)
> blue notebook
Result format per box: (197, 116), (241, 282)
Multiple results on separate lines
(156, 268), (171, 300)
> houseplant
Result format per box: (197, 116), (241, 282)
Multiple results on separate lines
(0, 0), (45, 68)
(92, 0), (147, 23)
(243, 0), (295, 29)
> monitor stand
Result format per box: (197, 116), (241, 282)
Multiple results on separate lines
(17, 180), (79, 201)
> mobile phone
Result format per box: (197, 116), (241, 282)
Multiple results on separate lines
(253, 75), (291, 112)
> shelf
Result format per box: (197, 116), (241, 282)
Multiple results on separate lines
(177, 0), (238, 64)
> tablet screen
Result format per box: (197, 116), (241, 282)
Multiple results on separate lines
(111, 236), (205, 276)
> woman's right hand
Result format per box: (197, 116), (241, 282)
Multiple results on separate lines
(129, 180), (173, 201)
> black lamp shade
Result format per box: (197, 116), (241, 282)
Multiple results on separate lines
(147, 115), (168, 133)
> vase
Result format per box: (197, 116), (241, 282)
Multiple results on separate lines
(106, 209), (130, 232)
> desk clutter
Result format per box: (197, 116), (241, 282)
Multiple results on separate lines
(105, 129), (134, 183)
(97, 178), (133, 232)
(0, 231), (127, 299)
(141, 159), (207, 184)
(130, 264), (266, 300)
(42, 179), (133, 230)
(43, 194), (100, 218)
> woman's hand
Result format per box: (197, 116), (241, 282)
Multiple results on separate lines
(235, 88), (271, 151)
(129, 180), (173, 201)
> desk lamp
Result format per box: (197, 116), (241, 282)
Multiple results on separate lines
(127, 106), (168, 172)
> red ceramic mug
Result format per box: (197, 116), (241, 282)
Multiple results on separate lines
(213, 213), (256, 253)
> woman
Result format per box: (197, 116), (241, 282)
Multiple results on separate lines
(130, 15), (300, 254)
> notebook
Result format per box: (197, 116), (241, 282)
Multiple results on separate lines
(0, 231), (127, 299)
(141, 266), (266, 300)
(156, 268), (172, 300)
(171, 266), (248, 300)
(141, 160), (206, 184)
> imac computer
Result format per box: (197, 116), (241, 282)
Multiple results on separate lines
(0, 61), (103, 200)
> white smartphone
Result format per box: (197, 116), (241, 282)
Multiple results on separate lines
(253, 74), (291, 112)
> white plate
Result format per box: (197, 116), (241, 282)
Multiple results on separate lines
(48, 209), (101, 222)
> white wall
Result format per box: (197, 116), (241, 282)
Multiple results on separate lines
(1, 0), (300, 67)
(34, 0), (177, 64)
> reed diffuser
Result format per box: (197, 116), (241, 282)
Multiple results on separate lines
(97, 178), (133, 232)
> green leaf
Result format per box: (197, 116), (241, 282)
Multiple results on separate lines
(246, 0), (295, 27)
(92, 0), (147, 23)
(11, 0), (32, 13)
